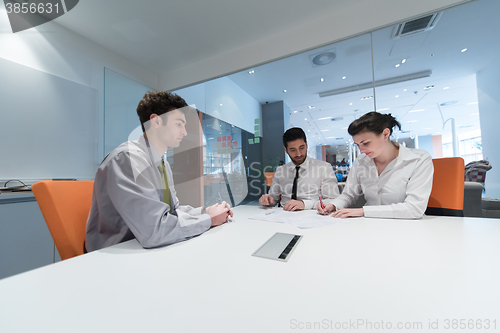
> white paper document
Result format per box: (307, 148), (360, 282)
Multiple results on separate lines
(249, 209), (349, 229)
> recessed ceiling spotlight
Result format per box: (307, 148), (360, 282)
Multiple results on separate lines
(395, 64), (400, 68)
(305, 118), (307, 121)
(407, 120), (418, 123)
(318, 117), (332, 120)
(349, 103), (352, 106)
(430, 54), (434, 57)
(321, 130), (329, 132)
(378, 108), (389, 111)
(248, 70), (255, 74)
(220, 104), (223, 106)
(404, 89), (407, 92)
(402, 59), (407, 63)
(342, 76), (346, 79)
(283, 89), (287, 93)
(395, 95), (399, 98)
(409, 109), (426, 113)
(308, 106), (315, 109)
(308, 130), (310, 132)
(443, 87), (449, 90)
(320, 78), (325, 82)
(293, 111), (298, 113)
(461, 48), (468, 53)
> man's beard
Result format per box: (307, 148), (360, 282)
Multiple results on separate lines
(289, 152), (307, 165)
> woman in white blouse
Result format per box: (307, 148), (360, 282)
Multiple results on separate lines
(317, 112), (433, 219)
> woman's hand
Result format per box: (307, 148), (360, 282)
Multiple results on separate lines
(316, 203), (335, 215)
(331, 208), (364, 218)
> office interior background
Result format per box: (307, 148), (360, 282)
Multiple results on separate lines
(0, 0), (499, 277)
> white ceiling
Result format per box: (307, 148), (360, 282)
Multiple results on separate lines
(54, 0), (354, 74)
(228, 0), (500, 152)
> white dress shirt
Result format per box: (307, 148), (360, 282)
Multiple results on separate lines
(85, 136), (211, 252)
(331, 143), (433, 219)
(268, 157), (339, 209)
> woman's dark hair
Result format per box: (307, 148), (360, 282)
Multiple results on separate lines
(136, 91), (188, 132)
(282, 127), (307, 148)
(348, 111), (401, 136)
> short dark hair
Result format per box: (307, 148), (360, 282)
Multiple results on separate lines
(136, 91), (188, 132)
(348, 111), (401, 137)
(283, 127), (307, 148)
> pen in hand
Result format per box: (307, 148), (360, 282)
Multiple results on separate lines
(319, 196), (326, 215)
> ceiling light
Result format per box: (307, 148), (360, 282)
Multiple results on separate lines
(407, 120), (418, 123)
(308, 130), (310, 132)
(248, 70), (255, 74)
(378, 108), (389, 111)
(308, 106), (315, 109)
(360, 96), (373, 100)
(293, 111), (298, 113)
(220, 104), (223, 106)
(321, 130), (329, 132)
(349, 103), (352, 106)
(342, 127), (348, 129)
(461, 48), (468, 53)
(283, 90), (287, 93)
(305, 118), (307, 121)
(395, 64), (400, 68)
(409, 109), (426, 113)
(443, 87), (449, 90)
(424, 85), (434, 90)
(342, 76), (346, 79)
(404, 89), (407, 91)
(320, 78), (325, 82)
(318, 117), (332, 120)
(395, 95), (399, 98)
(402, 59), (407, 63)
(319, 70), (432, 98)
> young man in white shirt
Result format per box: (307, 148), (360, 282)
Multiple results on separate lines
(259, 127), (339, 211)
(85, 91), (233, 252)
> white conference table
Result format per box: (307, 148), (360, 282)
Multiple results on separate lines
(1, 204), (499, 333)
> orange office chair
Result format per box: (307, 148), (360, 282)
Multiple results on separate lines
(426, 157), (465, 217)
(264, 172), (275, 188)
(32, 180), (94, 260)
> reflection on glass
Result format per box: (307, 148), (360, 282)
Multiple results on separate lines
(201, 113), (261, 207)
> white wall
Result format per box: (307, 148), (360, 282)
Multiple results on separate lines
(0, 9), (158, 165)
(174, 77), (260, 134)
(159, 0), (471, 91)
(477, 62), (500, 198)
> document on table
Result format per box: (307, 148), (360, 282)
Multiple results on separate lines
(249, 209), (349, 229)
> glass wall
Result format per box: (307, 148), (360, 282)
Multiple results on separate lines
(193, 0), (499, 197)
(166, 0), (500, 201)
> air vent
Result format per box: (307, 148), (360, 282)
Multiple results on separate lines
(391, 12), (442, 39)
(330, 117), (344, 122)
(309, 49), (336, 67)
